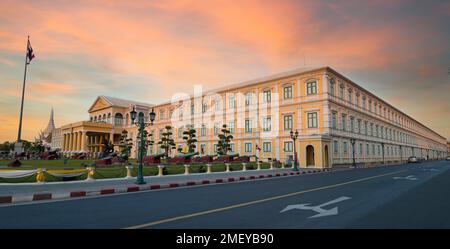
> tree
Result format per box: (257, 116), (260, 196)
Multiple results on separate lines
(137, 129), (154, 158)
(158, 125), (176, 158)
(217, 124), (233, 155)
(118, 130), (133, 161)
(182, 127), (197, 153)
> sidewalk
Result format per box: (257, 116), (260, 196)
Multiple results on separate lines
(0, 167), (331, 205)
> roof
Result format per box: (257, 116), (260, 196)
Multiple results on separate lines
(99, 95), (153, 108)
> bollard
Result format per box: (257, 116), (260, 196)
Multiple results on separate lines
(86, 167), (95, 181)
(242, 163), (247, 171)
(257, 162), (261, 170)
(206, 164), (212, 173)
(225, 163), (231, 172)
(36, 168), (45, 183)
(269, 162), (274, 170)
(184, 164), (190, 175)
(281, 162), (285, 169)
(125, 165), (133, 179)
(157, 165), (165, 176)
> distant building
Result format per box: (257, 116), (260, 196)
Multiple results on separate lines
(36, 108), (56, 147)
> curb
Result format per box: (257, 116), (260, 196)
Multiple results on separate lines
(0, 168), (334, 205)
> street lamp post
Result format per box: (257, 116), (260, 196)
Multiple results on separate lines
(130, 106), (155, 185)
(290, 130), (299, 171)
(381, 142), (385, 164)
(350, 138), (356, 168)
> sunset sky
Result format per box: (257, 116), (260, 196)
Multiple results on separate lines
(0, 0), (449, 143)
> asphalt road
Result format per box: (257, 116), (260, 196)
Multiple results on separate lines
(1, 160), (449, 229)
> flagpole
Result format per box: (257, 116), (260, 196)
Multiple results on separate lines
(15, 36), (30, 153)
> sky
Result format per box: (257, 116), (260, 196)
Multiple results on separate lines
(0, 0), (449, 143)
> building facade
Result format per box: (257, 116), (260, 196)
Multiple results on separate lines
(54, 67), (448, 168)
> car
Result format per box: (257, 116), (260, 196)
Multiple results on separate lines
(446, 156), (450, 161)
(408, 156), (418, 163)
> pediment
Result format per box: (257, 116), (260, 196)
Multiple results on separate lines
(88, 97), (112, 113)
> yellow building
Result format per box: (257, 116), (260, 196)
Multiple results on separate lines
(55, 66), (448, 168)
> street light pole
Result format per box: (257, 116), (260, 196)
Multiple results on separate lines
(290, 130), (299, 171)
(350, 138), (356, 168)
(130, 106), (155, 185)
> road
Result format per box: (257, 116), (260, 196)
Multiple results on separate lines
(1, 160), (449, 228)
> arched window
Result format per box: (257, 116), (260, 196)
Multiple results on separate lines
(107, 113), (111, 123)
(102, 114), (106, 123)
(94, 116), (97, 122)
(114, 113), (123, 126)
(90, 117), (93, 122)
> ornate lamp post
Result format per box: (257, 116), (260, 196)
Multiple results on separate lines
(290, 129), (299, 171)
(350, 138), (356, 168)
(130, 106), (155, 185)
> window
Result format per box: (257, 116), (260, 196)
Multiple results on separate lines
(169, 109), (174, 118)
(372, 144), (375, 155)
(369, 100), (372, 112)
(263, 90), (271, 103)
(329, 81), (335, 96)
(307, 80), (317, 95)
(214, 99), (221, 111)
(263, 142), (272, 152)
(245, 119), (252, 133)
(362, 96), (366, 109)
(359, 143), (363, 155)
(200, 124), (206, 137)
(202, 102), (207, 113)
(263, 117), (271, 132)
(283, 85), (293, 99)
(348, 90), (352, 104)
(333, 140), (338, 153)
(342, 114), (347, 131)
(332, 112), (337, 129)
(178, 126), (184, 138)
(339, 85), (344, 99)
(375, 125), (379, 137)
(200, 144), (206, 154)
(228, 96), (235, 109)
(366, 144), (370, 155)
(245, 93), (252, 106)
(244, 142), (252, 153)
(191, 104), (195, 115)
(378, 145), (381, 155)
(307, 112), (318, 128)
(284, 141), (293, 152)
(343, 141), (348, 153)
(356, 93), (360, 107)
(284, 115), (293, 130)
(350, 117), (354, 133)
(214, 123), (220, 135)
(357, 119), (361, 134)
(159, 110), (164, 120)
(228, 122), (234, 134)
(370, 123), (374, 136)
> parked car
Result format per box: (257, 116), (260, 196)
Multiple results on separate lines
(408, 156), (418, 163)
(446, 156), (450, 161)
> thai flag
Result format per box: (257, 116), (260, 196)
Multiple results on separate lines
(27, 39), (35, 64)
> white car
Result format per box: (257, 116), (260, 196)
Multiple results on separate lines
(446, 156), (450, 161)
(408, 156), (418, 163)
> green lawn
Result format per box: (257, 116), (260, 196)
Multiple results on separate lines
(0, 160), (275, 183)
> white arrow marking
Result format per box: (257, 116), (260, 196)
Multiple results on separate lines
(393, 175), (418, 180)
(280, 196), (351, 218)
(422, 168), (439, 172)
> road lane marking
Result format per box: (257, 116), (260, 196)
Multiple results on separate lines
(280, 196), (351, 218)
(125, 169), (407, 229)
